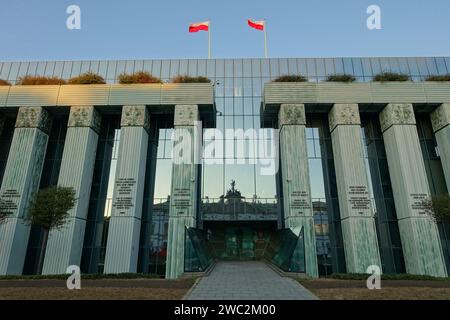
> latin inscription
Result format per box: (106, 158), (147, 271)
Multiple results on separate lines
(348, 186), (371, 214)
(0, 190), (21, 214)
(172, 188), (191, 215)
(290, 191), (310, 214)
(410, 193), (428, 214)
(112, 178), (136, 214)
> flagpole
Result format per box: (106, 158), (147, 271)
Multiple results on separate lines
(264, 20), (268, 58)
(208, 19), (211, 59)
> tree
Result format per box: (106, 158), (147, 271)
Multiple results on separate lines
(423, 194), (450, 225)
(25, 186), (76, 274)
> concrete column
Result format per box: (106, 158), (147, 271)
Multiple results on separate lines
(166, 105), (200, 279)
(43, 106), (101, 274)
(431, 103), (450, 193)
(329, 104), (381, 273)
(104, 106), (150, 274)
(0, 107), (50, 275)
(380, 103), (447, 277)
(279, 104), (318, 278)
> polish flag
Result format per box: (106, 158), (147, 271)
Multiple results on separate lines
(248, 19), (265, 31)
(189, 21), (210, 33)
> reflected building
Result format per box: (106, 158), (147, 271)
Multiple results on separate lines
(0, 57), (449, 278)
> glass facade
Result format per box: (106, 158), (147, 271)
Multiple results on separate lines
(0, 57), (449, 276)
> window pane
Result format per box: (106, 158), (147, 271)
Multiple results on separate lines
(288, 58), (298, 74)
(324, 58), (335, 76)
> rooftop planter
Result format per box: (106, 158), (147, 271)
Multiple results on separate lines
(68, 72), (106, 84)
(272, 75), (308, 82)
(325, 74), (356, 83)
(172, 75), (211, 83)
(373, 72), (411, 82)
(17, 75), (66, 85)
(0, 83), (214, 110)
(425, 74), (450, 81)
(118, 71), (162, 84)
(262, 81), (450, 117)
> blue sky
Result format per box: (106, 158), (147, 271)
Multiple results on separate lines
(0, 0), (449, 61)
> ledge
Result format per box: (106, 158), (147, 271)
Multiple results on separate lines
(0, 83), (215, 109)
(262, 82), (450, 120)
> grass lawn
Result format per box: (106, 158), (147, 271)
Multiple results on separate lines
(0, 278), (195, 300)
(299, 278), (450, 300)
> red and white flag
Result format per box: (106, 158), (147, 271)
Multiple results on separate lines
(248, 19), (265, 31)
(189, 21), (210, 33)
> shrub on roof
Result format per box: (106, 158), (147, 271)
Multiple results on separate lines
(118, 71), (162, 84)
(68, 72), (106, 84)
(325, 74), (356, 83)
(425, 74), (450, 81)
(373, 72), (411, 82)
(17, 75), (66, 85)
(272, 75), (308, 82)
(171, 75), (211, 83)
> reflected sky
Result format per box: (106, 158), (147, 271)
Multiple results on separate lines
(88, 57), (450, 209)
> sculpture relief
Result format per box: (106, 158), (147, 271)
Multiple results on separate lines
(68, 106), (101, 132)
(329, 104), (360, 131)
(430, 103), (450, 133)
(121, 105), (150, 131)
(15, 107), (50, 133)
(380, 103), (415, 132)
(174, 105), (199, 126)
(278, 104), (306, 127)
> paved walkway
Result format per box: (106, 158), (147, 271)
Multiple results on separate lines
(185, 261), (318, 300)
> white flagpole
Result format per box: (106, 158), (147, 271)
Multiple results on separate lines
(264, 20), (268, 58)
(208, 20), (211, 59)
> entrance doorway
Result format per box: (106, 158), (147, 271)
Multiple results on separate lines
(204, 221), (277, 260)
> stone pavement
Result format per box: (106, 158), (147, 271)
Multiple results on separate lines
(185, 261), (318, 300)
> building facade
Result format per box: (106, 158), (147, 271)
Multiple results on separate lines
(0, 57), (449, 278)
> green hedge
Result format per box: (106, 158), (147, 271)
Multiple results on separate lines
(17, 75), (66, 85)
(172, 75), (211, 83)
(373, 72), (411, 82)
(68, 72), (106, 84)
(329, 273), (450, 281)
(426, 74), (450, 81)
(0, 273), (162, 281)
(118, 71), (162, 84)
(325, 74), (356, 83)
(272, 75), (308, 82)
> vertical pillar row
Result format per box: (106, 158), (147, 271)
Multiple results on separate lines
(104, 105), (150, 274)
(329, 104), (381, 273)
(0, 107), (51, 275)
(279, 104), (318, 278)
(380, 103), (447, 277)
(431, 103), (450, 193)
(43, 106), (101, 274)
(166, 105), (200, 279)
